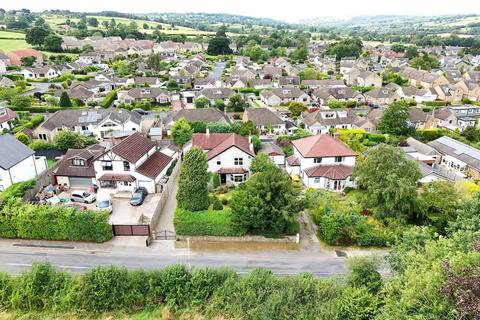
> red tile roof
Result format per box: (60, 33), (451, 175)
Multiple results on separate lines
(0, 107), (17, 124)
(292, 134), (356, 158)
(98, 173), (136, 182)
(217, 167), (248, 174)
(286, 155), (300, 166)
(112, 132), (156, 164)
(136, 151), (173, 179)
(191, 133), (254, 160)
(304, 164), (353, 179)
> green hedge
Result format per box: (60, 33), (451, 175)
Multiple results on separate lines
(174, 208), (242, 236)
(0, 198), (113, 243)
(0, 180), (35, 203)
(100, 90), (117, 108)
(0, 262), (351, 317)
(8, 105), (83, 113)
(316, 212), (395, 247)
(424, 101), (449, 107)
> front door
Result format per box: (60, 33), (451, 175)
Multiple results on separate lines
(220, 174), (227, 184)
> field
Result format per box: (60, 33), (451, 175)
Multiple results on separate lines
(0, 31), (25, 39)
(0, 31), (29, 53)
(0, 39), (30, 53)
(43, 14), (214, 36)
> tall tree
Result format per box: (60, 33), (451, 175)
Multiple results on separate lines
(207, 26), (233, 56)
(378, 101), (415, 136)
(230, 165), (304, 236)
(25, 27), (49, 47)
(171, 117), (193, 147)
(353, 144), (422, 220)
(177, 147), (210, 211)
(59, 91), (72, 108)
(43, 34), (63, 52)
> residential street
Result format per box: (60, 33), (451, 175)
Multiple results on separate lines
(0, 238), (354, 276)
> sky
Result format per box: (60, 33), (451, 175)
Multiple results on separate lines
(4, 0), (480, 23)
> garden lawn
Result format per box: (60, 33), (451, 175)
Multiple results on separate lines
(0, 39), (31, 53)
(174, 208), (243, 236)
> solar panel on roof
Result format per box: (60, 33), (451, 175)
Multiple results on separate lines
(78, 111), (102, 124)
(438, 136), (480, 160)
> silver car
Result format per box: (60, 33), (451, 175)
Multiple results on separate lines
(96, 199), (113, 214)
(70, 191), (96, 204)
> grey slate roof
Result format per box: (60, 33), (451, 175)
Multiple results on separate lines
(39, 108), (140, 131)
(428, 136), (480, 171)
(0, 135), (35, 170)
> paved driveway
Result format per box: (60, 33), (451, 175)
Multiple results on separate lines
(155, 173), (179, 233)
(110, 194), (159, 225)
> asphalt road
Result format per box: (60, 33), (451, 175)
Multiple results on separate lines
(0, 240), (349, 277)
(208, 62), (226, 81)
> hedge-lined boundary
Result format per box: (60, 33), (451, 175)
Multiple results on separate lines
(0, 198), (113, 243)
(174, 208), (242, 236)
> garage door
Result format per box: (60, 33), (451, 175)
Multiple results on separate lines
(69, 177), (93, 188)
(138, 181), (155, 193)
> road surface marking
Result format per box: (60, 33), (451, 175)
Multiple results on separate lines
(7, 263), (88, 270)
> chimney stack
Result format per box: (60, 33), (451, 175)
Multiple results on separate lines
(206, 127), (210, 135)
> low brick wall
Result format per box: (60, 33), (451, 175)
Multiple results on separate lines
(176, 234), (299, 243)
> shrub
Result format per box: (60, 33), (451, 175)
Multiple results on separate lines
(9, 262), (73, 310)
(0, 199), (113, 242)
(0, 180), (35, 202)
(165, 159), (177, 176)
(212, 172), (221, 189)
(316, 211), (394, 246)
(211, 196), (223, 210)
(29, 139), (56, 151)
(76, 266), (131, 313)
(174, 208), (242, 236)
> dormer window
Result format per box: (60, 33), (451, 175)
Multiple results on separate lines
(338, 89), (345, 94)
(282, 90), (291, 95)
(323, 113), (335, 119)
(382, 90), (389, 94)
(72, 158), (85, 166)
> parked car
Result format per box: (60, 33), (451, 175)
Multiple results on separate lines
(96, 199), (113, 214)
(130, 187), (148, 206)
(70, 191), (96, 204)
(132, 108), (149, 116)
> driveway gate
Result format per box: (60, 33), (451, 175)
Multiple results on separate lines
(112, 224), (151, 236)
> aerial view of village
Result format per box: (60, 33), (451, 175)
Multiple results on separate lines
(0, 0), (478, 319)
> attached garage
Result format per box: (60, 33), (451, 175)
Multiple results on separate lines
(68, 177), (94, 189)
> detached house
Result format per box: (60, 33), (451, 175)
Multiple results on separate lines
(0, 106), (17, 131)
(197, 88), (234, 105)
(21, 66), (61, 80)
(121, 87), (171, 104)
(34, 108), (141, 141)
(53, 144), (106, 188)
(186, 132), (255, 185)
(260, 87), (310, 106)
(0, 135), (47, 191)
(364, 88), (400, 106)
(242, 108), (285, 134)
(285, 134), (357, 191)
(301, 109), (358, 134)
(94, 132), (173, 193)
(428, 136), (480, 179)
(312, 87), (363, 105)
